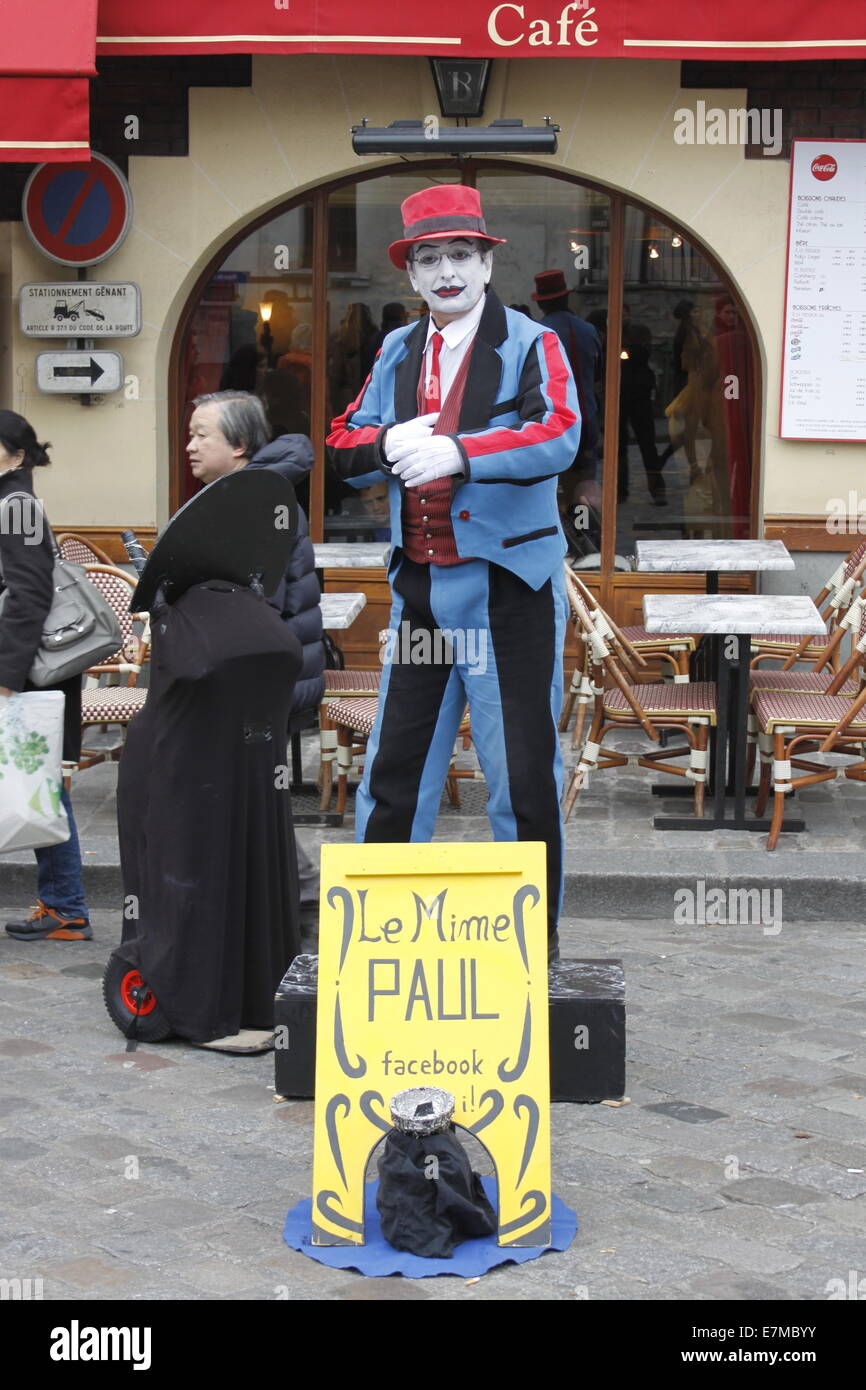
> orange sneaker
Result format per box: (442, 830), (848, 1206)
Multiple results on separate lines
(4, 901), (92, 941)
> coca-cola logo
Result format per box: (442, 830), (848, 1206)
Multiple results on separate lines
(811, 155), (837, 180)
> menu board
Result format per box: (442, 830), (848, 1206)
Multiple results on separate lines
(780, 139), (866, 441)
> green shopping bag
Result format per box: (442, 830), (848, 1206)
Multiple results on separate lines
(0, 691), (70, 853)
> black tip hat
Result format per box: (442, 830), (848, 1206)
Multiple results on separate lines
(131, 470), (298, 612)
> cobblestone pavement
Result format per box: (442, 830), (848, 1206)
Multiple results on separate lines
(1, 908), (863, 1301)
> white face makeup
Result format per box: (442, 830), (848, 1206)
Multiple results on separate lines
(407, 238), (494, 324)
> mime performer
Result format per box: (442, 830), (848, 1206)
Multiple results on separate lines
(327, 186), (580, 956)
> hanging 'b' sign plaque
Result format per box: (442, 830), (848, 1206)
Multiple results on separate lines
(312, 842), (551, 1248)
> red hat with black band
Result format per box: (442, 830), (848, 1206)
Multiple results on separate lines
(389, 186), (506, 270)
(532, 269), (570, 302)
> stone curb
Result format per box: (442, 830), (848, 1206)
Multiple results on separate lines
(3, 850), (864, 920)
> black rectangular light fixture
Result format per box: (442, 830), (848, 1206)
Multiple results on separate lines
(429, 58), (492, 118)
(351, 118), (559, 156)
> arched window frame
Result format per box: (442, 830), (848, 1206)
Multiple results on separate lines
(170, 158), (762, 603)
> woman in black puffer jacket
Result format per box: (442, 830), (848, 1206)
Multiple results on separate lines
(246, 434), (325, 715)
(245, 429), (325, 943)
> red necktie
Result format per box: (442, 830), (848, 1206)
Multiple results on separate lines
(425, 331), (443, 411)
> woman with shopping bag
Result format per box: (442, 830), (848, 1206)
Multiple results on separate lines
(0, 410), (91, 942)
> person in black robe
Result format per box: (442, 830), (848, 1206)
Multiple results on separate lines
(114, 470), (303, 1044)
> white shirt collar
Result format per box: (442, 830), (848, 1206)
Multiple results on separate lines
(424, 292), (486, 351)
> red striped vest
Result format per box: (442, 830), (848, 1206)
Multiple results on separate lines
(401, 339), (474, 566)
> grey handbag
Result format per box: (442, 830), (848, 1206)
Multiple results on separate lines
(0, 512), (124, 687)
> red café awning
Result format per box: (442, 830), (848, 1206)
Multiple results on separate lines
(0, 0), (96, 162)
(95, 0), (866, 61)
(3, 1), (862, 164)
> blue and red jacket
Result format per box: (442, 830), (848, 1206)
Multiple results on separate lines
(326, 289), (580, 590)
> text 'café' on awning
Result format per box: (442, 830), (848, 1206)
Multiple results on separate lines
(2, 0), (866, 663)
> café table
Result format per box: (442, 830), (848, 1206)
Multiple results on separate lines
(636, 538), (797, 790)
(313, 542), (391, 571)
(635, 539), (794, 594)
(643, 593), (826, 832)
(320, 591), (367, 630)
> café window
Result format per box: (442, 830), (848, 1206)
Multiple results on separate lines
(173, 162), (758, 574)
(613, 206), (755, 565)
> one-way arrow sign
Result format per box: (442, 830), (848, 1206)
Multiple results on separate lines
(36, 351), (123, 395)
(53, 358), (105, 385)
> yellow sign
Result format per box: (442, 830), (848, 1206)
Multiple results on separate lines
(312, 842), (551, 1248)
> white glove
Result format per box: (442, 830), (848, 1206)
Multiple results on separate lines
(388, 434), (464, 488)
(384, 412), (439, 461)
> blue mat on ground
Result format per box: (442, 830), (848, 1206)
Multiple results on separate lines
(283, 1176), (577, 1278)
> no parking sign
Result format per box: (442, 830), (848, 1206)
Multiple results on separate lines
(22, 154), (132, 268)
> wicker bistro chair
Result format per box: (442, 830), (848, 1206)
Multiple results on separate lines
(561, 566), (699, 757)
(318, 667), (381, 809)
(560, 567), (696, 746)
(754, 685), (866, 851)
(316, 627), (391, 809)
(617, 625), (696, 678)
(78, 564), (150, 771)
(57, 532), (115, 567)
(561, 582), (717, 822)
(745, 590), (866, 783)
(750, 537), (866, 671)
(561, 575), (643, 754)
(324, 696), (473, 816)
(789, 584), (866, 681)
(567, 569), (696, 681)
(751, 595), (866, 847)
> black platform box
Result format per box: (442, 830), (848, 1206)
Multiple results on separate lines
(274, 956), (626, 1103)
(548, 958), (626, 1103)
(273, 956), (317, 1099)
